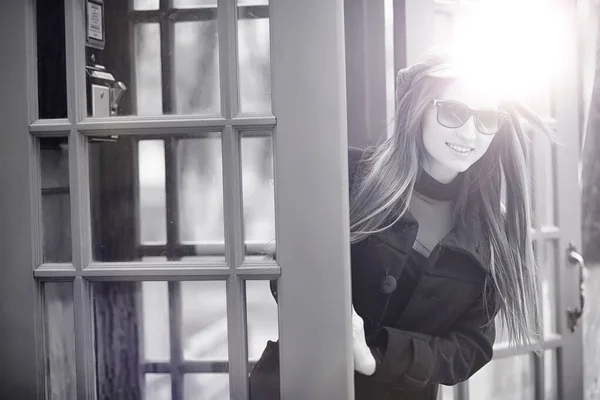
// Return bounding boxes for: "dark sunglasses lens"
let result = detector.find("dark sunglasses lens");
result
[476,111,503,134]
[437,102,469,128]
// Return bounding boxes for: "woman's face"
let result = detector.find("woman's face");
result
[421,79,501,183]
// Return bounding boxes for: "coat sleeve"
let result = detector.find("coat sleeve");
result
[365,290,498,391]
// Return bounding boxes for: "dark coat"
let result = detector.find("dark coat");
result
[249,147,499,400]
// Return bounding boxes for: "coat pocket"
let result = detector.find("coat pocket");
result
[249,340,281,400]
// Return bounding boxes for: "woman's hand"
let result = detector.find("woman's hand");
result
[352,305,376,376]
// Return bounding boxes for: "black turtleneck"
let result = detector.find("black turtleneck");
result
[414,169,463,201]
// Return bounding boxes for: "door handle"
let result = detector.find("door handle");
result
[566,242,586,332]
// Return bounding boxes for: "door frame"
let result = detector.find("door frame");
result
[0,1,40,398]
[271,0,354,398]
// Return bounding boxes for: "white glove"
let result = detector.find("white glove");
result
[352,305,376,376]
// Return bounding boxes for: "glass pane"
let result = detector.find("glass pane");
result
[469,354,535,400]
[145,374,171,400]
[90,135,225,262]
[44,282,76,400]
[383,0,395,139]
[184,373,230,400]
[494,313,538,347]
[494,314,510,345]
[539,240,558,336]
[238,3,271,114]
[523,79,553,120]
[181,281,228,361]
[41,138,72,263]
[178,136,225,248]
[527,144,536,222]
[142,282,170,361]
[93,282,144,399]
[37,0,67,119]
[134,0,159,10]
[134,23,163,115]
[433,11,453,48]
[89,8,220,116]
[241,135,275,258]
[174,0,268,6]
[540,140,557,227]
[174,0,216,8]
[174,20,220,115]
[544,351,558,400]
[246,280,278,362]
[139,140,167,245]
[530,117,557,229]
[94,281,231,398]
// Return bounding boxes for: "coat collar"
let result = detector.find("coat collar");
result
[349,146,490,272]
[437,198,490,271]
[375,197,490,272]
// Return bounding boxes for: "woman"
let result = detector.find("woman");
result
[250,50,548,399]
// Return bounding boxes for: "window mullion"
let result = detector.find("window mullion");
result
[218,0,247,395]
[218,0,240,119]
[65,0,96,399]
[222,125,248,399]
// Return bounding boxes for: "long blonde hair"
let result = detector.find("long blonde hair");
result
[349,72,551,348]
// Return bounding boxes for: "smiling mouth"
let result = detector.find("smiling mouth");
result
[446,142,474,154]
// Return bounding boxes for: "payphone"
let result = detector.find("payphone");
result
[86,64,126,117]
[85,0,127,117]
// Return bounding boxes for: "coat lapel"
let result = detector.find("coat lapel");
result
[385,197,490,273]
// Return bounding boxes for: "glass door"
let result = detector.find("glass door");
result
[0,0,353,399]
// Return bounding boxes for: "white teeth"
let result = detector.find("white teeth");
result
[446,143,472,153]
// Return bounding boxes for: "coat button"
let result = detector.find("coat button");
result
[379,275,397,294]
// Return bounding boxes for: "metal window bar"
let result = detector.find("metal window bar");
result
[130,6,268,24]
[152,1,185,396]
[137,240,274,258]
[168,281,185,400]
[164,136,187,398]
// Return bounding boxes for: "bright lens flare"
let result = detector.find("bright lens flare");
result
[449,0,570,100]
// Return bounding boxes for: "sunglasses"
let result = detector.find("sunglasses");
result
[432,99,508,135]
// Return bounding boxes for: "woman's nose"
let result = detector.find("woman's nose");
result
[455,119,478,141]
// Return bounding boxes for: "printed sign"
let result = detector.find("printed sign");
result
[87,1,103,41]
[86,0,105,50]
